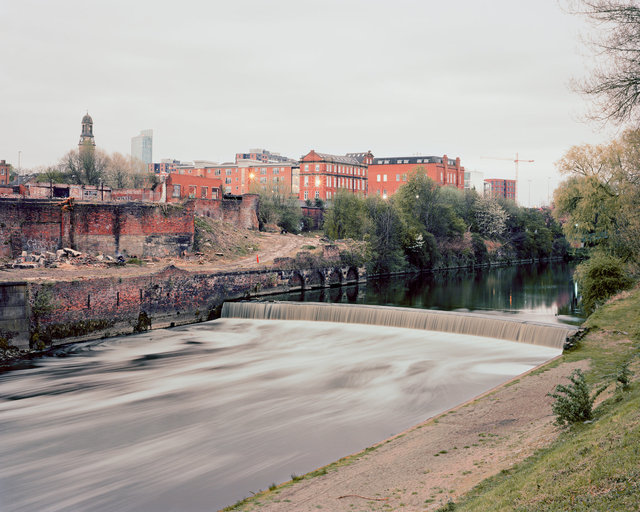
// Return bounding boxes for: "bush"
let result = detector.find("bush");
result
[575,254,633,315]
[548,369,599,426]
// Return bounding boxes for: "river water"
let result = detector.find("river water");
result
[0,263,578,512]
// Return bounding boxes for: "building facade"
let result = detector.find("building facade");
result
[165,174,223,202]
[0,160,9,186]
[464,170,484,192]
[367,155,464,198]
[298,150,369,202]
[131,129,153,165]
[484,178,516,201]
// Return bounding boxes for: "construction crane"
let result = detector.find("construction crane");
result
[480,153,534,204]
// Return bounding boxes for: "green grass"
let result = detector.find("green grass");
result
[451,285,640,511]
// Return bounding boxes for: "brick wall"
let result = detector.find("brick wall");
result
[194,194,259,230]
[0,198,194,258]
[23,263,365,348]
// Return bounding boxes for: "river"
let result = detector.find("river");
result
[0,262,580,512]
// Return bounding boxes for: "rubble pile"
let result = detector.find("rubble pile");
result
[7,248,120,269]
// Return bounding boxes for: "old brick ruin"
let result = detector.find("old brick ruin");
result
[0,264,365,349]
[0,195,259,259]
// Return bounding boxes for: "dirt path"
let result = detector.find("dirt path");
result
[249,359,588,512]
[0,232,317,283]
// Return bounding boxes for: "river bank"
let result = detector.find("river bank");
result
[223,285,639,512]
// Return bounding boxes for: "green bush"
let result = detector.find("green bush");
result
[548,369,599,426]
[575,254,633,315]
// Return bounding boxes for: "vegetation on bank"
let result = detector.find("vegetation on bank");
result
[450,284,640,511]
[321,174,568,274]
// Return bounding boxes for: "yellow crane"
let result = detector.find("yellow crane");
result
[480,153,534,204]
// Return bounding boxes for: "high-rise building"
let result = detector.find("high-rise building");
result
[131,129,153,165]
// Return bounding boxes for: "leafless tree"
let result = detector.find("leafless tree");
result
[570,0,640,125]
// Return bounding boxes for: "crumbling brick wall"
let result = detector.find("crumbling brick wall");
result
[0,198,194,258]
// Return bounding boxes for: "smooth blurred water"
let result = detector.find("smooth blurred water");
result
[0,319,561,512]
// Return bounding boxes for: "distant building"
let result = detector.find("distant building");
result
[78,112,96,155]
[0,160,10,186]
[131,129,153,165]
[484,178,516,201]
[235,148,296,165]
[149,159,181,177]
[367,155,464,198]
[464,170,484,192]
[298,150,369,202]
[165,174,223,202]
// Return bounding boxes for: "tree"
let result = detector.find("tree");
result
[554,129,640,262]
[473,197,508,239]
[323,191,369,240]
[365,196,405,274]
[60,148,108,186]
[569,0,640,124]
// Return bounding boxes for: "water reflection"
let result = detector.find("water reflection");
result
[272,262,582,325]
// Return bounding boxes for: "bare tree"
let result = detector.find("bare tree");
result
[570,0,640,125]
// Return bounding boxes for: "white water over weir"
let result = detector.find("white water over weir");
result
[222,301,578,350]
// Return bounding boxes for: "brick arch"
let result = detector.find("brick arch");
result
[328,267,343,286]
[289,271,304,289]
[306,270,325,288]
[346,267,358,283]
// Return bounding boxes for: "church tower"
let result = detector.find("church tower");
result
[78,112,96,154]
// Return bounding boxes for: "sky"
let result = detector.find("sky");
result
[0,0,618,206]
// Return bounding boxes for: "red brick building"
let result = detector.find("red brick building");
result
[484,178,516,201]
[165,174,223,202]
[0,160,10,186]
[367,155,464,198]
[298,150,370,202]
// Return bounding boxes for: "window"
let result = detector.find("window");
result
[225,177,232,184]
[304,176,309,186]
[214,169,221,176]
[305,164,309,171]
[260,177,267,184]
[402,174,407,181]
[226,169,232,175]
[377,175,381,182]
[304,190,309,200]
[260,168,267,175]
[273,176,279,183]
[273,168,279,174]
[315,164,320,171]
[383,174,388,182]
[201,186,208,199]
[225,186,231,193]
[396,174,400,182]
[172,184,181,197]
[315,190,320,199]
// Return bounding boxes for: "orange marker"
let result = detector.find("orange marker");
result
[257,255,259,263]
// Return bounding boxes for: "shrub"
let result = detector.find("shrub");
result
[615,362,633,392]
[548,369,601,426]
[575,254,633,315]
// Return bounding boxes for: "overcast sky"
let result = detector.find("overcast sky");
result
[0,0,616,205]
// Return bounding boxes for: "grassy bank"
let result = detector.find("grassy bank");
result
[452,285,640,511]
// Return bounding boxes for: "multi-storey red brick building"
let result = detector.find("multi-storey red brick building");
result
[0,160,10,186]
[298,150,370,202]
[484,178,516,201]
[367,155,464,198]
[165,174,223,202]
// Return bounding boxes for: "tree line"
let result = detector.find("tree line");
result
[322,171,568,274]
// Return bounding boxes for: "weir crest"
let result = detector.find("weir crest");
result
[221,301,578,350]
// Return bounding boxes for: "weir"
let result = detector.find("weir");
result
[221,301,578,350]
